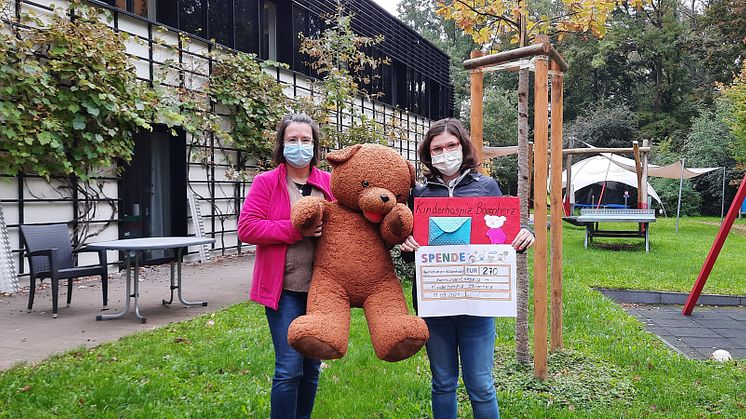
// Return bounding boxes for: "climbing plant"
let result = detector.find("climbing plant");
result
[296,5,406,151]
[209,48,289,170]
[0,0,154,180]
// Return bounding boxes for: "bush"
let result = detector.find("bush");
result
[650,177,702,216]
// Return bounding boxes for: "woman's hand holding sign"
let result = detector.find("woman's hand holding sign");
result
[400,235,420,252]
[512,228,535,251]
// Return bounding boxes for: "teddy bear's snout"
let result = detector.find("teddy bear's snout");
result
[358,187,397,216]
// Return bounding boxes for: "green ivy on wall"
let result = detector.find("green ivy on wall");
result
[209,49,288,170]
[0,0,291,180]
[0,1,154,180]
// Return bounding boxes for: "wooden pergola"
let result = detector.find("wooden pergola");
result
[464,36,566,380]
[465,38,655,380]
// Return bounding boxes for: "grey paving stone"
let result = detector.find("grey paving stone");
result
[719,309,746,321]
[646,318,699,328]
[697,295,744,306]
[729,349,746,359]
[681,336,733,349]
[659,293,689,305]
[729,337,746,348]
[712,328,745,338]
[684,348,710,360]
[644,326,672,336]
[694,319,744,329]
[688,311,728,321]
[665,327,721,338]
[657,338,703,359]
[608,290,660,304]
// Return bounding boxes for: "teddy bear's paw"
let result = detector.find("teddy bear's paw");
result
[383,337,427,362]
[291,336,345,360]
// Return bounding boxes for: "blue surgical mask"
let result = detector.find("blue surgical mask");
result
[284,143,314,168]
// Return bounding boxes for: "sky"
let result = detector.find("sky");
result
[372,0,400,16]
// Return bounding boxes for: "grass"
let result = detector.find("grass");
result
[1,217,746,417]
[564,216,746,295]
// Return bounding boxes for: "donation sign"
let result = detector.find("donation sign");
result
[415,245,517,317]
[413,197,520,318]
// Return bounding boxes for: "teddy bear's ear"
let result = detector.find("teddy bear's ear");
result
[327,144,363,168]
[407,160,416,188]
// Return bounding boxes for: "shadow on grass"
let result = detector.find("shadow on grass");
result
[590,241,646,251]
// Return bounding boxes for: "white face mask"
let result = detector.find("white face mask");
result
[431,148,463,177]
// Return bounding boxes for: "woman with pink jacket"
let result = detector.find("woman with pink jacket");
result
[237,113,333,419]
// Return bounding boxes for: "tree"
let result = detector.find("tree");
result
[566,102,640,149]
[723,62,746,164]
[295,5,401,153]
[684,102,738,215]
[435,0,650,368]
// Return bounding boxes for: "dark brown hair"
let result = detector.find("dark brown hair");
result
[418,118,479,179]
[272,113,321,167]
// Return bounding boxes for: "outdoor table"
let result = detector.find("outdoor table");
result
[576,208,656,252]
[86,237,215,323]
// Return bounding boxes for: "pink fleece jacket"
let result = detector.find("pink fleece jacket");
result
[237,164,333,310]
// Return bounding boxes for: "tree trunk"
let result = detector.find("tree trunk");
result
[515,65,531,365]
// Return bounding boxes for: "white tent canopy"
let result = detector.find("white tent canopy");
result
[549,153,664,207]
[608,157,719,179]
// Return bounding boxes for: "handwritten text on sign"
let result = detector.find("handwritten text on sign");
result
[415,244,517,318]
[413,196,521,246]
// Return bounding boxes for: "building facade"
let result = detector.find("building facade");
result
[0,0,453,288]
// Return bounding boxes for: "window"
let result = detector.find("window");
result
[235,0,259,54]
[105,0,154,18]
[155,0,177,28]
[393,61,407,109]
[291,6,307,73]
[380,60,392,105]
[428,79,441,120]
[208,0,233,46]
[180,0,206,38]
[261,0,277,61]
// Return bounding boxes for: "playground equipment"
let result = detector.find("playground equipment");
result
[683,173,746,315]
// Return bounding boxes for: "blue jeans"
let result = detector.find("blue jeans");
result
[265,291,321,419]
[424,316,499,419]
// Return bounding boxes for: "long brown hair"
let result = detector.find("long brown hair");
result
[418,118,479,179]
[271,113,321,167]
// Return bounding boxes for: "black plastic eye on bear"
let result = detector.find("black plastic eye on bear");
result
[361,180,370,188]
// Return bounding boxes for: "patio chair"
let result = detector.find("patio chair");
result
[20,224,108,318]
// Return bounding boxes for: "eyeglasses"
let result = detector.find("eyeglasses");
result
[284,137,313,145]
[430,142,461,156]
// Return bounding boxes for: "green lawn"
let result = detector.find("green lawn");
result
[1,217,745,417]
[565,216,746,295]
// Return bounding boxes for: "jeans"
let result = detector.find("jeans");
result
[265,291,321,419]
[424,316,499,419]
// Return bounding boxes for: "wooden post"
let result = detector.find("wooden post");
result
[528,142,534,212]
[532,36,549,381]
[565,154,572,213]
[470,50,485,172]
[633,141,643,208]
[640,140,649,209]
[549,61,563,352]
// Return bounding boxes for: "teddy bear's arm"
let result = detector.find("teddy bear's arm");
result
[290,196,328,232]
[380,203,413,248]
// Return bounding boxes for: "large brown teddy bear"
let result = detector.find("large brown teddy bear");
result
[287,144,429,362]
